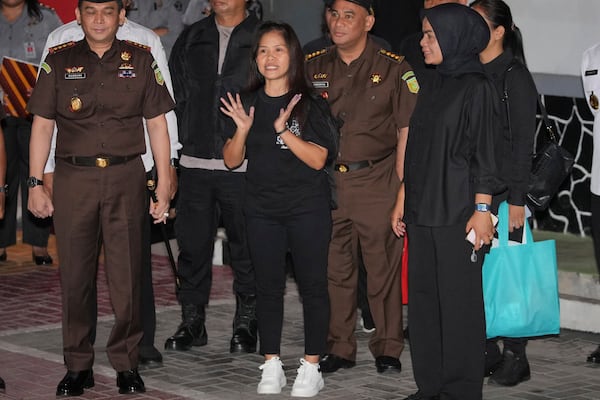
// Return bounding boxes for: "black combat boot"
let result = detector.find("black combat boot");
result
[229,293,257,353]
[487,350,531,386]
[164,304,208,351]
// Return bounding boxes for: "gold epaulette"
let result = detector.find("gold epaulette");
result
[48,41,76,55]
[305,48,328,62]
[125,40,151,52]
[378,49,405,63]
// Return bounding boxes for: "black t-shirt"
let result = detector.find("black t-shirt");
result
[242,89,335,217]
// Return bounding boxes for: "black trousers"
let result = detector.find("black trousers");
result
[175,167,254,305]
[407,223,486,400]
[0,117,51,248]
[246,207,331,356]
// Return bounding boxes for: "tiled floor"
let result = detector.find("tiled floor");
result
[1,233,600,399]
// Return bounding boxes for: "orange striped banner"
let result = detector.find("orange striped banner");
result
[0,57,38,118]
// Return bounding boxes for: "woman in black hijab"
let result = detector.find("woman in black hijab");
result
[395,4,501,400]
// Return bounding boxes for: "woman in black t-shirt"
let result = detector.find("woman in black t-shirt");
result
[221,21,337,398]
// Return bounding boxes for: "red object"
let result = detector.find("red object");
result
[42,0,77,23]
[401,236,408,305]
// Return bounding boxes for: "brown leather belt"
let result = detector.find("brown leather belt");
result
[334,153,391,173]
[60,155,136,168]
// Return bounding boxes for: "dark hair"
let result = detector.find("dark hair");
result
[247,21,312,127]
[470,0,526,65]
[0,0,43,22]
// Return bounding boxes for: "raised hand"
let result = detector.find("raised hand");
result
[220,92,254,133]
[274,93,302,134]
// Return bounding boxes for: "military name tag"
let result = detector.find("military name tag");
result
[585,69,598,76]
[312,81,329,89]
[65,72,86,80]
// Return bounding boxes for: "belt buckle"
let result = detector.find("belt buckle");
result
[95,157,109,168]
[337,164,348,173]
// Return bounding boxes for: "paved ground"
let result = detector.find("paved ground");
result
[1,233,600,400]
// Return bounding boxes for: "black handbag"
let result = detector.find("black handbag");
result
[503,64,574,211]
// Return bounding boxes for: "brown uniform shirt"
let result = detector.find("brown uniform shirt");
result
[28,39,175,158]
[305,38,419,163]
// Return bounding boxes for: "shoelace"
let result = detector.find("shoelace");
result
[259,358,282,373]
[296,358,317,383]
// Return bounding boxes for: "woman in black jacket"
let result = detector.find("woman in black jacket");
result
[471,0,538,387]
[397,4,501,400]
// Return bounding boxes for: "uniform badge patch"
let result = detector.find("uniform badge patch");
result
[402,70,419,94]
[371,73,382,84]
[151,61,164,85]
[591,91,599,110]
[121,51,131,61]
[40,62,52,74]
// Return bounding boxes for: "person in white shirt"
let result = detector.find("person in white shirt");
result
[582,42,600,365]
[40,8,181,367]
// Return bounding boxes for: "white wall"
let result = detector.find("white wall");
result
[506,0,600,77]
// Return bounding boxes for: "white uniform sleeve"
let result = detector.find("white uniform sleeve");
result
[122,21,181,173]
[41,22,85,174]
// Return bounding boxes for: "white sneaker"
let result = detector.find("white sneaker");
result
[257,357,286,394]
[291,358,324,398]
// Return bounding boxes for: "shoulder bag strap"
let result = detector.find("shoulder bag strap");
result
[537,96,558,143]
[504,61,558,145]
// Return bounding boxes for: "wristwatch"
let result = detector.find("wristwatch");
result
[475,203,491,212]
[27,176,43,188]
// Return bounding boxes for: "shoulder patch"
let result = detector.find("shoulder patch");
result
[125,40,151,52]
[305,48,328,62]
[48,41,76,55]
[378,49,405,64]
[151,60,165,86]
[401,70,420,94]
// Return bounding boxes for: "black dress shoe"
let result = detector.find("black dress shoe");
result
[404,391,440,400]
[375,355,402,373]
[319,353,356,373]
[0,251,6,262]
[586,345,600,363]
[0,376,5,392]
[33,253,53,265]
[117,369,145,394]
[138,345,163,367]
[56,369,94,397]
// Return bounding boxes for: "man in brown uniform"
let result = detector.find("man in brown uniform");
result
[305,0,418,373]
[27,0,174,396]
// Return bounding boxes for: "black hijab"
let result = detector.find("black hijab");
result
[422,3,489,77]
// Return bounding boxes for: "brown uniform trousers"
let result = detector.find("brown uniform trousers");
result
[327,154,403,360]
[53,157,146,371]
